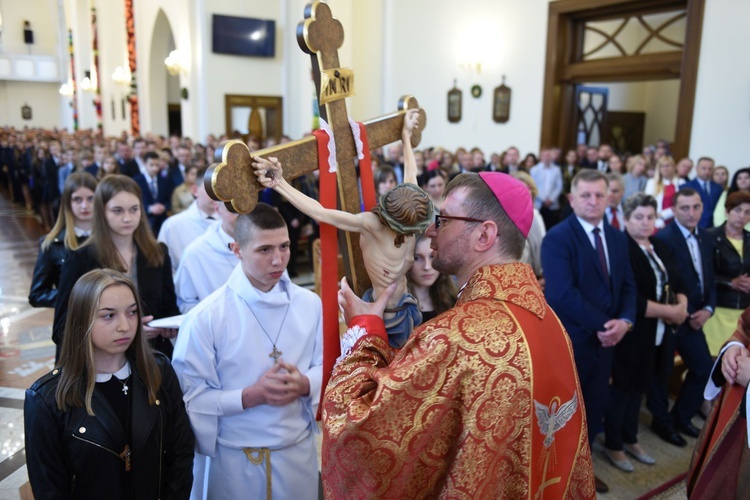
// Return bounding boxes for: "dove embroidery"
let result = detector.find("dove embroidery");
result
[534,392,578,448]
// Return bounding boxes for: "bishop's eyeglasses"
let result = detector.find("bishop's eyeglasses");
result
[434,214,484,229]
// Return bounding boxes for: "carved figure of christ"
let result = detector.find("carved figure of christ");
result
[253,109,428,312]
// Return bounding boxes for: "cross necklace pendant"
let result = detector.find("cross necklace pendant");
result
[245,299,291,364]
[269,345,283,363]
[118,376,129,395]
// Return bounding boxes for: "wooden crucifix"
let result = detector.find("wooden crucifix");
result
[205,0,427,296]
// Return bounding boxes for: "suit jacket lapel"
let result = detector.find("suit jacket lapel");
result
[672,223,701,283]
[571,217,610,286]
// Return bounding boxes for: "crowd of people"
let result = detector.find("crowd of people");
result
[3,121,749,497]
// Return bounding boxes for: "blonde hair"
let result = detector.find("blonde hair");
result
[511,171,538,200]
[55,269,161,415]
[652,156,676,195]
[626,154,647,174]
[42,172,98,251]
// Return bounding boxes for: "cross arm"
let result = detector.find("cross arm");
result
[205,136,320,214]
[361,96,427,151]
[205,95,426,215]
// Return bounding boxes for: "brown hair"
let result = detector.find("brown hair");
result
[55,269,161,415]
[372,184,432,247]
[97,156,120,180]
[443,172,526,260]
[374,166,397,194]
[42,172,98,251]
[571,169,609,192]
[622,193,657,220]
[234,202,287,247]
[407,234,458,314]
[82,175,164,269]
[725,191,750,212]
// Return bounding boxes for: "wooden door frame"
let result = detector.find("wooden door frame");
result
[540,0,705,159]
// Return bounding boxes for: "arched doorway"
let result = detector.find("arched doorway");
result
[149,10,181,136]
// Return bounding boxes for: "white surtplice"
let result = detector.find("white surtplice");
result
[158,202,216,273]
[172,265,323,500]
[174,223,238,313]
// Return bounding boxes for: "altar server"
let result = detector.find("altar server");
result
[174,201,238,313]
[172,203,323,500]
[158,167,217,273]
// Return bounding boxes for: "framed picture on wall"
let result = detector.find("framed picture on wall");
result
[21,104,32,120]
[493,77,511,124]
[447,81,462,123]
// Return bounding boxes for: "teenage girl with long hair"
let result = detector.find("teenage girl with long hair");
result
[53,175,180,360]
[29,172,97,308]
[407,234,458,322]
[25,269,194,498]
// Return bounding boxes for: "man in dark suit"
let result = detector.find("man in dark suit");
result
[115,141,140,177]
[650,187,715,445]
[163,144,190,199]
[542,169,637,494]
[579,146,599,170]
[681,157,722,228]
[133,151,171,234]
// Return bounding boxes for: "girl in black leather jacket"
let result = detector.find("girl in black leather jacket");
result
[24,269,194,499]
[28,172,97,308]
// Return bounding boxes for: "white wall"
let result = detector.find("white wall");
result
[0,81,65,128]
[690,0,750,171]
[134,0,194,138]
[375,0,550,156]
[642,80,679,146]
[0,0,70,129]
[2,0,60,55]
[198,1,284,140]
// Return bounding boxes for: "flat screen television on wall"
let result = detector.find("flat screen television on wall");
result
[212,15,275,58]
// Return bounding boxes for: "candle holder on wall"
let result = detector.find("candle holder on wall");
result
[447,80,462,123]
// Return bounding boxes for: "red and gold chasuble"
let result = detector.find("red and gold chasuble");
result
[322,263,595,499]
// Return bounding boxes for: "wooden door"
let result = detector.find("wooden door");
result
[604,111,645,156]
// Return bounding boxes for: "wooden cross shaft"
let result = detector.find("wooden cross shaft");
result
[205,1,426,295]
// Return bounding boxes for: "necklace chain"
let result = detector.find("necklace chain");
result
[244,298,291,363]
[97,363,130,395]
[116,376,130,395]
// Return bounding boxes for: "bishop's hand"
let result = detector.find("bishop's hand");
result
[338,277,396,325]
[251,156,283,189]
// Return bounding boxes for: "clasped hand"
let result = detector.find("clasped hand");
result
[257,361,310,406]
[664,303,689,326]
[597,319,629,348]
[721,344,750,386]
[731,274,750,294]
